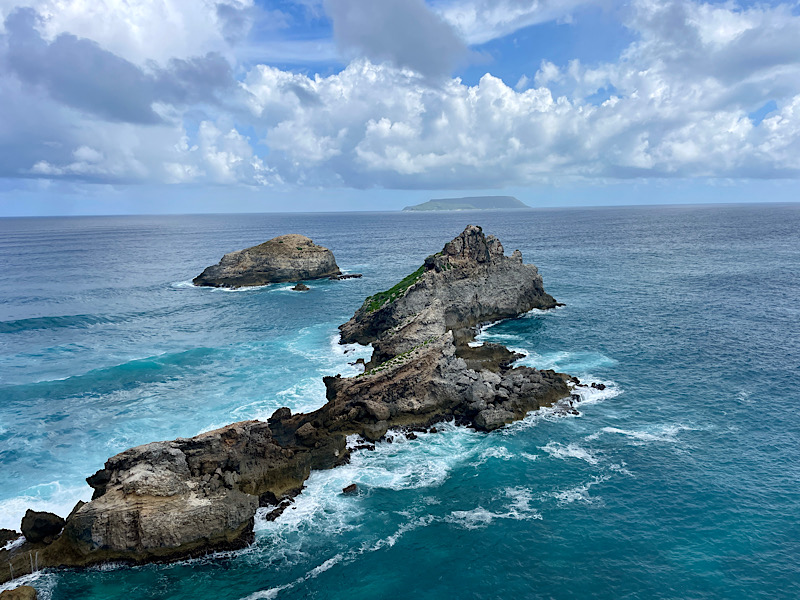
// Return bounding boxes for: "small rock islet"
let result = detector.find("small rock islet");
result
[193,234,341,288]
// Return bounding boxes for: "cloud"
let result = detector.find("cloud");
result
[238,55,800,188]
[2,0,800,190]
[230,0,800,186]
[323,0,467,77]
[0,7,242,183]
[432,0,600,45]
[0,0,255,65]
[1,8,238,124]
[4,8,162,123]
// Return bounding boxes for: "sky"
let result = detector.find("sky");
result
[1,0,799,215]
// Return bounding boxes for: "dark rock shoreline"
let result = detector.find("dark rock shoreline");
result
[1,225,574,586]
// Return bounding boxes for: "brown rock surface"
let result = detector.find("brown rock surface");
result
[0,586,37,599]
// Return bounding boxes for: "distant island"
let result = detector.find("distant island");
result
[403,196,530,211]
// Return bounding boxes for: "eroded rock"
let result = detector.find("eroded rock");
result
[20,510,64,545]
[194,234,340,288]
[0,586,37,600]
[0,529,20,548]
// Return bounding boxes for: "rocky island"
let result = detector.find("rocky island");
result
[1,225,575,585]
[193,234,341,288]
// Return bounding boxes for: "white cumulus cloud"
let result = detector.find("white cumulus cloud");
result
[1,0,800,189]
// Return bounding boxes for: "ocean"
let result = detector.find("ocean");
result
[0,204,798,599]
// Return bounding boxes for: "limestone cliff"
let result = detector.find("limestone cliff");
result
[340,224,557,365]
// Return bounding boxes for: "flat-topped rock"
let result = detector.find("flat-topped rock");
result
[193,234,341,288]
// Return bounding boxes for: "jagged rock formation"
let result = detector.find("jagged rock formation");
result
[193,234,341,288]
[0,530,19,548]
[0,421,348,582]
[0,225,571,584]
[340,224,557,366]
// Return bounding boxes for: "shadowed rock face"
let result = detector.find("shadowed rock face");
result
[0,529,20,547]
[193,234,341,288]
[0,225,572,584]
[20,510,64,544]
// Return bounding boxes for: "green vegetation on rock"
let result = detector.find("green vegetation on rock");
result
[358,336,437,377]
[365,265,425,312]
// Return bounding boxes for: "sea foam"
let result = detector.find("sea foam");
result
[0,483,90,531]
[586,424,698,444]
[541,442,601,465]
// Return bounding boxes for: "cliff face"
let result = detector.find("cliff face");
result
[340,224,557,364]
[1,225,571,584]
[193,234,341,288]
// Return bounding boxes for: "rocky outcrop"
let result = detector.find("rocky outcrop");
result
[0,420,349,582]
[0,530,19,548]
[64,421,347,561]
[340,225,558,366]
[193,234,341,288]
[0,586,37,600]
[1,225,572,584]
[20,511,64,544]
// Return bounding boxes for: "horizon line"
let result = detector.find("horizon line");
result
[1,199,798,219]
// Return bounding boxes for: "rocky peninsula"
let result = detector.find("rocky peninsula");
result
[1,225,573,585]
[193,234,341,288]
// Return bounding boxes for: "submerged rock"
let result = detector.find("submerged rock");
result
[292,283,310,291]
[193,234,340,288]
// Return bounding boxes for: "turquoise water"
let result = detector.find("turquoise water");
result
[1,205,799,599]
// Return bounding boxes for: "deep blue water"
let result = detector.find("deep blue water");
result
[1,205,799,599]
